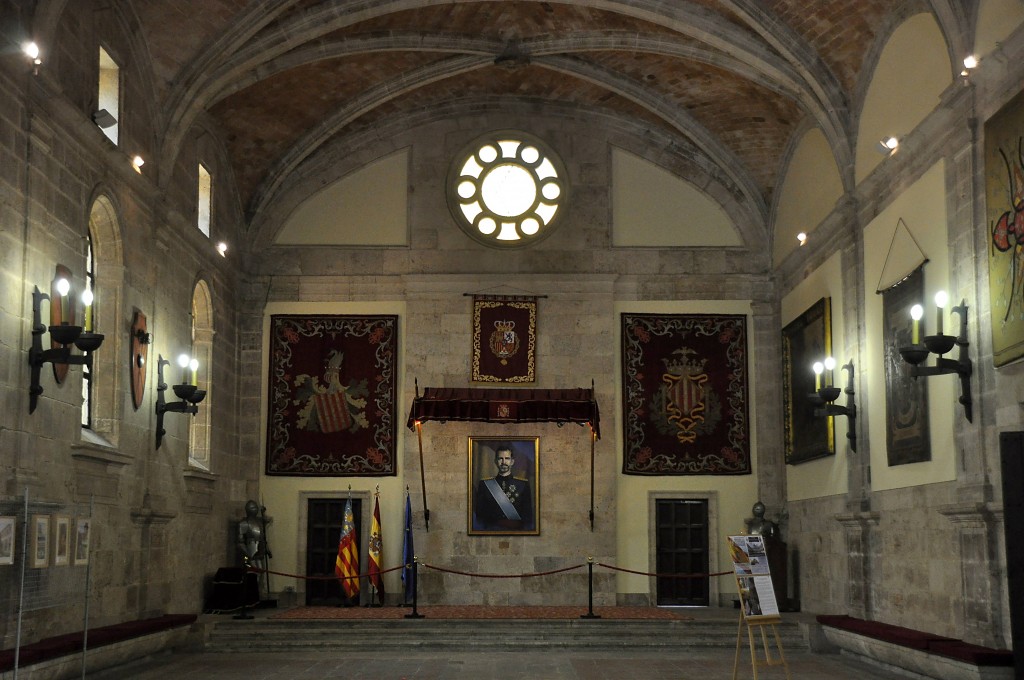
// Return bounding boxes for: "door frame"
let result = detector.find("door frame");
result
[647,490,720,606]
[296,489,372,598]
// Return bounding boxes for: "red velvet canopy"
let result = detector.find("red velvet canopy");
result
[406,387,600,438]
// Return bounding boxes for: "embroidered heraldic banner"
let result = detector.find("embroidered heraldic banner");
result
[266,315,398,476]
[472,296,537,382]
[621,313,750,475]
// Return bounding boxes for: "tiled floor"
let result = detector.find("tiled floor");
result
[93,648,910,679]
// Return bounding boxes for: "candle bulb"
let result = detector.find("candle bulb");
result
[813,361,824,391]
[189,358,199,387]
[910,304,923,344]
[824,356,836,388]
[81,289,93,332]
[935,290,948,336]
[56,278,70,323]
[177,354,190,386]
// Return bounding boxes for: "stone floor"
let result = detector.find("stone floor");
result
[93,647,910,679]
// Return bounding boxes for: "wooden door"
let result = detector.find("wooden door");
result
[1000,432,1024,679]
[305,498,362,606]
[655,498,710,606]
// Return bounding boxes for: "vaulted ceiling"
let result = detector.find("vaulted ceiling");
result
[130,1,968,229]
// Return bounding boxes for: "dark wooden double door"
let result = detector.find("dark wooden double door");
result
[655,498,710,606]
[305,498,362,606]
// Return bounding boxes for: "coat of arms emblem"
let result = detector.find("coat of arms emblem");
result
[489,319,520,365]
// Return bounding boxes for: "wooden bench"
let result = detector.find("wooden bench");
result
[0,614,197,677]
[816,614,1013,680]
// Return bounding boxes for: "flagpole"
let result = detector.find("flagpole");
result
[415,420,430,530]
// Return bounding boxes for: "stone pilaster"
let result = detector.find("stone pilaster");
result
[834,511,879,619]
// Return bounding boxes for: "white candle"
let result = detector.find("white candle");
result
[935,291,948,336]
[910,304,923,344]
[813,361,824,391]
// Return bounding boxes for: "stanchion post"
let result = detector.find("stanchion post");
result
[404,557,425,619]
[580,557,601,619]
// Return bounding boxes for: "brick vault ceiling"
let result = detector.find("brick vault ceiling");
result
[135,0,918,224]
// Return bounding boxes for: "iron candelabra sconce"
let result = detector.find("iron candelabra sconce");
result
[155,354,206,449]
[898,299,973,423]
[28,285,104,413]
[809,359,857,452]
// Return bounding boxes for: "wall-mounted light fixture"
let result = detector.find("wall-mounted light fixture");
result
[876,136,900,155]
[216,242,228,257]
[899,290,973,422]
[155,353,206,449]
[809,357,857,452]
[797,232,807,246]
[28,279,104,413]
[24,42,41,74]
[961,54,978,78]
[132,155,145,173]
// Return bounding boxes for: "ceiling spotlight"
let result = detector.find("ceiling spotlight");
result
[216,242,228,257]
[132,155,145,172]
[877,136,899,155]
[797,232,807,246]
[963,55,978,70]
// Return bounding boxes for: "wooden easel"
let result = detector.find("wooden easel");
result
[732,611,791,680]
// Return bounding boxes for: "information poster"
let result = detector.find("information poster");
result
[728,535,780,619]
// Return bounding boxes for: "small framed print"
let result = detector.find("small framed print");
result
[74,518,91,566]
[54,515,70,566]
[468,436,540,535]
[31,515,50,568]
[0,516,15,566]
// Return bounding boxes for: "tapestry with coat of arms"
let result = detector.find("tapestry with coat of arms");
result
[266,315,398,476]
[621,313,751,475]
[472,296,537,383]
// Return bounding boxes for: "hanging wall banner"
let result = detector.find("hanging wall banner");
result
[621,313,750,475]
[266,315,398,476]
[882,269,931,466]
[471,296,537,383]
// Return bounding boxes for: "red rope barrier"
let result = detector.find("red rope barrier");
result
[246,563,407,581]
[421,562,585,579]
[597,562,733,579]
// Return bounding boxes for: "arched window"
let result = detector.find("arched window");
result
[189,280,214,469]
[81,232,95,428]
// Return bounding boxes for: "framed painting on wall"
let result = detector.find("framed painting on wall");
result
[31,515,49,568]
[782,298,834,464]
[74,518,91,566]
[882,268,931,465]
[0,516,15,566]
[985,88,1024,366]
[54,515,70,566]
[467,437,539,535]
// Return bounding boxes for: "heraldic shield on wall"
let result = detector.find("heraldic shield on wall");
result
[472,296,537,382]
[621,313,750,475]
[266,315,398,476]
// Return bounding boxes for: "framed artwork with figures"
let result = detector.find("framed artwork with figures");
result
[467,437,540,535]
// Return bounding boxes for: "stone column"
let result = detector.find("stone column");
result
[834,511,879,619]
[750,299,785,512]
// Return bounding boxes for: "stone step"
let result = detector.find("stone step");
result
[204,618,808,652]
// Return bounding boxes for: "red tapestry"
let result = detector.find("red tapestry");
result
[471,296,537,383]
[266,315,398,476]
[621,314,750,475]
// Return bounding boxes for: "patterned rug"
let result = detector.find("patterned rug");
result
[271,606,692,620]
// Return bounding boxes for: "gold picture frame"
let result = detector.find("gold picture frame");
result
[467,437,540,535]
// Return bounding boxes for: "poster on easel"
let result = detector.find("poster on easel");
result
[728,535,780,619]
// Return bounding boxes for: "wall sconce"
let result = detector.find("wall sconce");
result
[809,357,857,452]
[132,155,145,173]
[899,291,973,422]
[28,280,104,413]
[155,353,206,449]
[876,136,900,155]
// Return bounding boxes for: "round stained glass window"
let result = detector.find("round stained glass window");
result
[447,130,568,248]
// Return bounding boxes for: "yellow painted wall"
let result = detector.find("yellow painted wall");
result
[773,128,844,265]
[862,161,957,491]
[613,300,757,603]
[976,0,1024,60]
[856,14,951,183]
[781,252,849,501]
[259,301,409,596]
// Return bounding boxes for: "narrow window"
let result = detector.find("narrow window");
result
[97,47,120,145]
[189,281,213,469]
[81,233,95,428]
[197,164,212,237]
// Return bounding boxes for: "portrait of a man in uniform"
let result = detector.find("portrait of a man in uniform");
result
[468,438,539,535]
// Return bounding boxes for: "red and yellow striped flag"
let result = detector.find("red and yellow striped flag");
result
[368,494,385,604]
[335,498,359,600]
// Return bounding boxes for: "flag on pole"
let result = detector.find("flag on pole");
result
[335,497,359,600]
[402,490,415,603]
[368,492,385,604]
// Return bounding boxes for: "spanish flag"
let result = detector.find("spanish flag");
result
[335,498,359,600]
[368,493,385,604]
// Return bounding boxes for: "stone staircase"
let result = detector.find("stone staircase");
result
[203,616,810,653]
